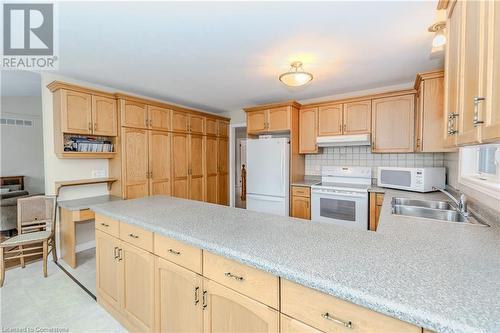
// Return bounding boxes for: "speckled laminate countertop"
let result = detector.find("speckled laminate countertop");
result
[58,195,121,211]
[290,178,321,187]
[91,193,500,333]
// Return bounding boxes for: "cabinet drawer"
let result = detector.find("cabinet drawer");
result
[281,279,420,333]
[73,209,95,222]
[203,251,279,309]
[119,222,153,252]
[291,186,310,198]
[154,234,202,274]
[95,214,119,237]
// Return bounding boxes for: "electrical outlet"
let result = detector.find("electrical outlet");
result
[92,169,106,178]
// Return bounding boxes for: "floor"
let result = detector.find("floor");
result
[58,248,96,295]
[0,258,126,332]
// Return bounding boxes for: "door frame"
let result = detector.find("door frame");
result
[229,122,246,207]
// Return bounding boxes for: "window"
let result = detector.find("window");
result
[460,144,500,198]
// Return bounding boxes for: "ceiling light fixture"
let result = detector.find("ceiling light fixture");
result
[428,21,447,48]
[279,61,313,87]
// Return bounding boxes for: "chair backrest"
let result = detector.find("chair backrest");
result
[17,195,56,235]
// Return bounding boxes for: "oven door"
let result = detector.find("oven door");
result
[311,190,368,230]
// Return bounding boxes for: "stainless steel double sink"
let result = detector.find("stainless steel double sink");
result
[391,197,486,225]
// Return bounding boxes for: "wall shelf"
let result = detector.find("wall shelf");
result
[55,178,118,195]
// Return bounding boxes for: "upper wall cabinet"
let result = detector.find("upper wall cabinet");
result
[299,107,318,154]
[148,105,171,131]
[318,104,343,136]
[121,100,148,129]
[372,94,415,153]
[48,81,118,159]
[245,102,300,134]
[343,100,371,135]
[415,71,455,152]
[444,0,500,145]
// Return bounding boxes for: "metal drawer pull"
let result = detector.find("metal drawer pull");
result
[321,312,353,329]
[117,248,123,261]
[100,223,109,227]
[473,96,485,126]
[114,246,119,259]
[194,286,200,305]
[168,249,181,255]
[225,272,244,281]
[128,233,139,239]
[202,290,208,309]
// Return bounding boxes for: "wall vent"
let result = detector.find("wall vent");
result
[0,118,34,127]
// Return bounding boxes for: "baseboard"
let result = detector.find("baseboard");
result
[75,240,95,253]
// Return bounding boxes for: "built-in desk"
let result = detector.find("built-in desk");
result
[58,195,121,268]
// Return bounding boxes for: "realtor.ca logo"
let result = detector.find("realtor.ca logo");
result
[2,2,58,70]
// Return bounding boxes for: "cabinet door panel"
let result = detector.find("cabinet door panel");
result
[247,111,267,133]
[299,107,318,154]
[291,196,310,220]
[61,90,92,134]
[149,131,171,196]
[217,138,229,205]
[96,230,120,312]
[444,1,462,147]
[458,0,482,145]
[318,104,343,136]
[206,118,218,136]
[343,100,371,134]
[268,107,290,131]
[280,315,322,333]
[217,120,229,137]
[172,133,189,199]
[190,134,205,201]
[148,106,170,131]
[203,279,279,333]
[372,95,415,152]
[482,0,500,142]
[92,95,117,136]
[155,258,203,333]
[172,111,189,132]
[122,128,149,199]
[206,137,218,204]
[121,100,148,129]
[190,115,205,134]
[119,242,155,332]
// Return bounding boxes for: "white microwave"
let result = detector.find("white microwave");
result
[377,167,445,192]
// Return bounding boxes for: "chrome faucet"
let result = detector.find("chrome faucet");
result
[432,187,468,216]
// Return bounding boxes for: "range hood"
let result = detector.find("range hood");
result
[316,134,371,147]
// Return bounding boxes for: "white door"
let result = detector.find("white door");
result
[246,138,289,197]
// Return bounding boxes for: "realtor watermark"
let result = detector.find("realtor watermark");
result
[2,2,58,70]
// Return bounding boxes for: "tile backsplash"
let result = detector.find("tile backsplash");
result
[305,146,445,177]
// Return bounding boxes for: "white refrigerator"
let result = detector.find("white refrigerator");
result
[246,138,289,216]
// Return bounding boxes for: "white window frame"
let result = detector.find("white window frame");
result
[459,145,500,199]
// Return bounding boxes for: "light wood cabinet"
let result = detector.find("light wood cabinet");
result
[119,241,155,332]
[189,114,205,134]
[148,131,171,196]
[246,107,291,134]
[60,90,93,134]
[299,107,318,154]
[122,127,149,199]
[92,95,117,136]
[372,94,415,152]
[121,100,148,129]
[415,71,454,152]
[290,186,311,220]
[443,0,462,147]
[280,314,323,333]
[217,120,229,137]
[172,111,190,133]
[148,106,170,132]
[96,230,121,313]
[343,100,371,135]
[155,257,203,333]
[206,118,218,136]
[205,136,218,204]
[318,104,343,136]
[481,0,500,142]
[172,133,190,199]
[189,134,205,202]
[203,278,279,333]
[217,138,229,206]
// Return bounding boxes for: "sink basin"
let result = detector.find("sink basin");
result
[392,205,469,223]
[392,197,454,210]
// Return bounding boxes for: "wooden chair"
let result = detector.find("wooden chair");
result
[0,195,57,287]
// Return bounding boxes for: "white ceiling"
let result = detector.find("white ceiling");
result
[3,1,443,112]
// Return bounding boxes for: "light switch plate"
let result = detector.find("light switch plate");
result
[92,169,106,178]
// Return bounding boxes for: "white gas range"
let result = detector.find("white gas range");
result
[311,166,371,230]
